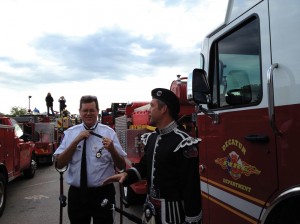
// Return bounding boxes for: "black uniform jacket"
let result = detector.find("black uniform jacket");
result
[124,121,202,223]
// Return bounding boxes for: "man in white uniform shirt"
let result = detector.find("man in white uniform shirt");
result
[54,95,127,224]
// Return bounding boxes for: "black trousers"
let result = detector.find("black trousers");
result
[47,106,54,116]
[68,184,115,224]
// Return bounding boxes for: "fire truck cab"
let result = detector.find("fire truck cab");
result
[0,116,37,217]
[15,115,59,165]
[188,0,300,223]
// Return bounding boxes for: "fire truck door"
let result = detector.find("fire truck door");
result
[0,127,15,178]
[200,3,278,224]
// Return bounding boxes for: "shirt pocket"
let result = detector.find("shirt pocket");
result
[70,143,83,165]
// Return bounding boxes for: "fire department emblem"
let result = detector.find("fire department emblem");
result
[215,151,261,180]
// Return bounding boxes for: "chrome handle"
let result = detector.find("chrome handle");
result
[267,63,282,135]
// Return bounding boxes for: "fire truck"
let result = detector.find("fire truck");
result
[55,113,76,148]
[0,116,37,217]
[114,101,150,205]
[14,115,59,165]
[187,0,300,223]
[100,102,150,205]
[101,103,127,129]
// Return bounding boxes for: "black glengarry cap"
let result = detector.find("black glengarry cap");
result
[151,88,180,119]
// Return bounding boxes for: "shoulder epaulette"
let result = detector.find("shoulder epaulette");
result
[173,136,201,152]
[141,132,154,145]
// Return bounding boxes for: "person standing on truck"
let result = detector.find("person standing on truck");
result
[58,96,67,116]
[103,88,202,224]
[45,92,55,116]
[54,95,127,224]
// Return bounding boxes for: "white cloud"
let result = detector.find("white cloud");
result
[0,0,228,115]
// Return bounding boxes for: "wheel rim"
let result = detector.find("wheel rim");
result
[31,158,37,173]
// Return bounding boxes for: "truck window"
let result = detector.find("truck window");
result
[209,16,262,108]
[11,118,24,138]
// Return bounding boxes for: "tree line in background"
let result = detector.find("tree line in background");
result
[0,106,72,118]
[0,106,28,116]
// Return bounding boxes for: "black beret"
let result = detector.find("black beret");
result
[151,88,180,118]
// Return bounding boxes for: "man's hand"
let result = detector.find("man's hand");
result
[75,130,91,142]
[101,137,126,170]
[55,130,90,169]
[102,172,128,185]
[102,137,114,151]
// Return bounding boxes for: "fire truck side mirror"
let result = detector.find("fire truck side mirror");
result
[187,68,210,105]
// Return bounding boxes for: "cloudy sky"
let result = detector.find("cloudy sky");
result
[0,0,227,115]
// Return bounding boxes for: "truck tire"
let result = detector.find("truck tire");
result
[47,155,54,166]
[23,154,37,179]
[0,173,7,217]
[265,196,300,224]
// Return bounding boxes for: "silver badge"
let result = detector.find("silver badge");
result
[96,147,104,158]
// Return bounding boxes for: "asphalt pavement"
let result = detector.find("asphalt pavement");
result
[1,164,143,224]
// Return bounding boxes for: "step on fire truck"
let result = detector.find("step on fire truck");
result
[187,0,300,223]
[0,116,37,217]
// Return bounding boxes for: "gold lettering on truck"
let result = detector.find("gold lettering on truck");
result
[223,178,252,193]
[216,139,261,181]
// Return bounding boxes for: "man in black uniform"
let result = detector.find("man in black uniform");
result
[104,88,202,224]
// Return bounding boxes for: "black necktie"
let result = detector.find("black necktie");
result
[80,123,100,203]
[80,138,88,203]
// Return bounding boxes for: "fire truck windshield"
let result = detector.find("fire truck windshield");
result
[11,118,24,138]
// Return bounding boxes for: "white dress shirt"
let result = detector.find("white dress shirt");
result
[54,122,127,187]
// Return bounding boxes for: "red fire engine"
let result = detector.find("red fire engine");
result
[114,101,150,205]
[187,0,300,223]
[14,115,59,165]
[100,101,151,205]
[0,116,37,217]
[101,103,127,129]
